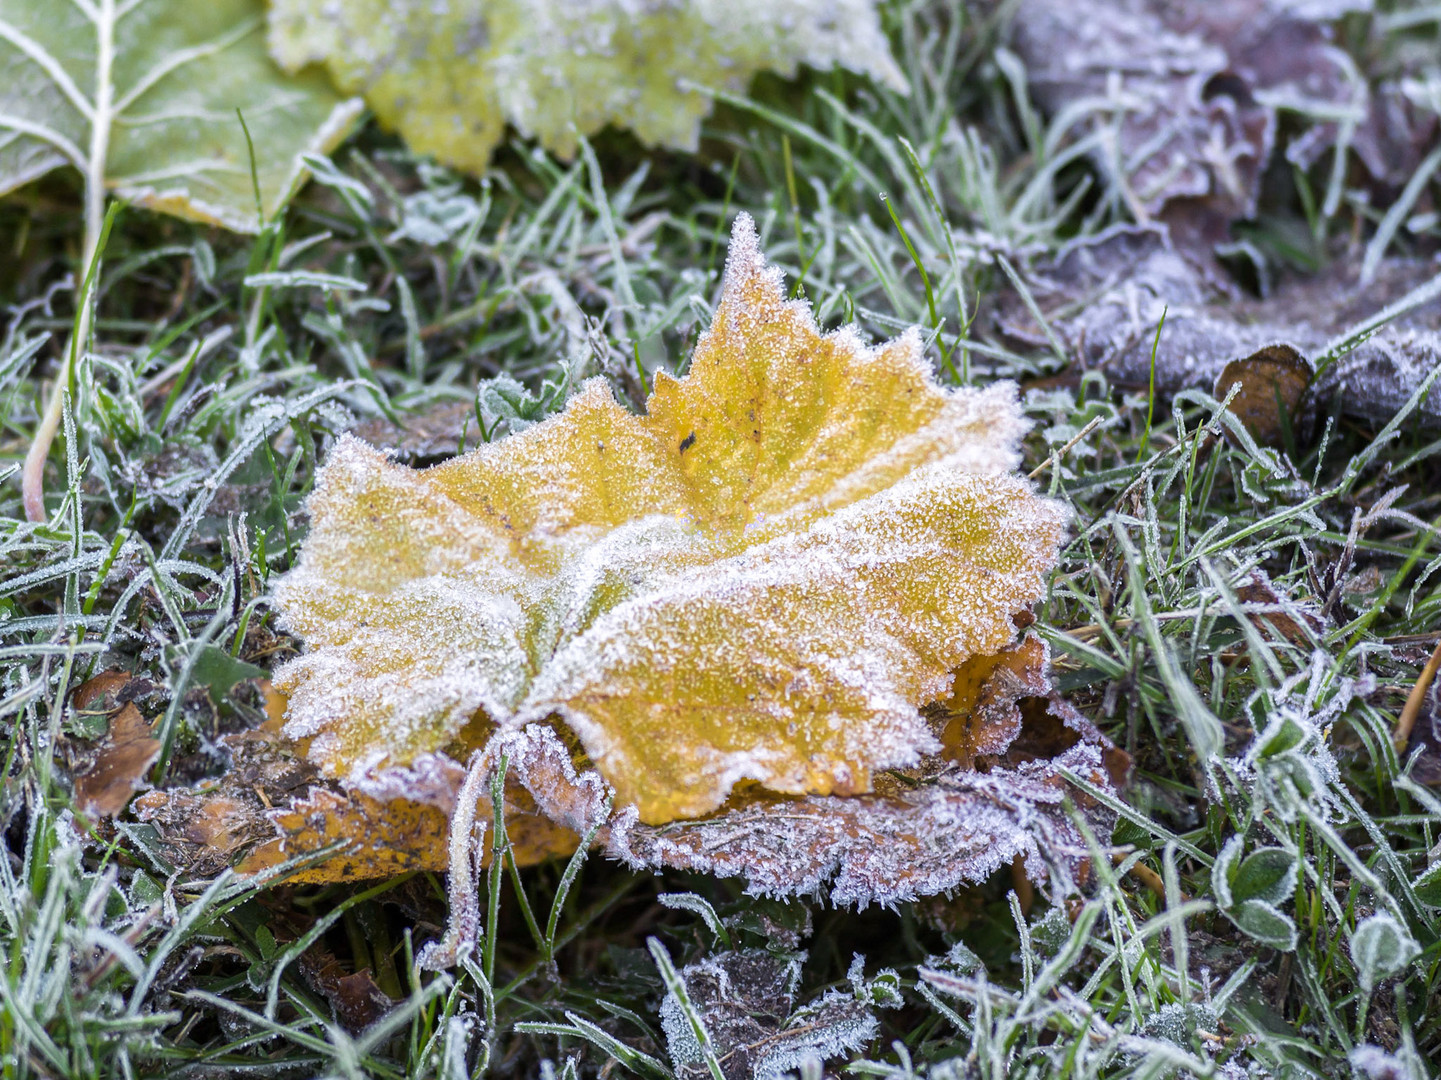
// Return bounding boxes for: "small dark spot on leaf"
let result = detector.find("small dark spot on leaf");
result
[679,431,696,453]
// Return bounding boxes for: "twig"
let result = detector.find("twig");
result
[1029,414,1106,480]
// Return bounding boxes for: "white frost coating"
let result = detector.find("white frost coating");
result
[609,743,1115,908]
[659,949,876,1080]
[1030,225,1441,428]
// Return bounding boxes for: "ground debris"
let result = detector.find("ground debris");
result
[67,671,163,818]
[1000,224,1441,427]
[1001,0,1434,251]
[659,948,877,1080]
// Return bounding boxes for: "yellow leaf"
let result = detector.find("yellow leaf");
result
[274,214,1069,825]
[267,0,903,175]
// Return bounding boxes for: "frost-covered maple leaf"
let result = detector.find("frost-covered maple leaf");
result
[265,0,904,174]
[139,216,1120,902]
[273,212,1069,826]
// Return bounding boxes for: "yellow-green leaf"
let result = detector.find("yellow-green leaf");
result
[274,213,1069,825]
[266,0,904,175]
[0,0,361,232]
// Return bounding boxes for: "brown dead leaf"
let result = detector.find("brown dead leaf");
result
[72,703,162,818]
[1235,570,1326,648]
[1214,344,1313,447]
[72,671,135,713]
[659,948,877,1080]
[297,946,398,1033]
[1003,0,1412,247]
[68,671,164,819]
[135,700,582,883]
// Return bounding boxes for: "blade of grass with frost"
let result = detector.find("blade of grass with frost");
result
[515,1016,670,1079]
[1115,524,1224,766]
[649,937,726,1080]
[997,254,1067,365]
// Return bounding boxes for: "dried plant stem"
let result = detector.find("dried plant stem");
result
[22,0,115,522]
[1115,852,1169,900]
[1028,415,1106,480]
[417,750,489,971]
[1393,638,1441,753]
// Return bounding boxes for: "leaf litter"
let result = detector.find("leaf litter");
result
[137,216,1123,933]
[1002,0,1434,248]
[999,224,1441,428]
[658,947,878,1080]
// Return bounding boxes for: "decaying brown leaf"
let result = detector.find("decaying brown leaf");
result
[1001,0,1429,253]
[69,672,162,818]
[297,945,398,1033]
[136,218,1121,916]
[1002,225,1441,428]
[1214,344,1314,447]
[134,688,581,883]
[659,948,878,1080]
[1234,569,1326,648]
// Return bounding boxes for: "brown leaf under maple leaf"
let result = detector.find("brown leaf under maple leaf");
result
[134,635,1125,910]
[133,688,581,884]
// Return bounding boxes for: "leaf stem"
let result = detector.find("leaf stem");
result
[22,0,114,522]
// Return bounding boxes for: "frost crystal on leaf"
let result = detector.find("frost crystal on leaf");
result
[266,0,904,175]
[659,949,877,1080]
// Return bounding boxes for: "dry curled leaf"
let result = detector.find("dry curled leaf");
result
[1214,344,1313,447]
[137,218,1120,904]
[297,946,398,1033]
[1002,0,1378,247]
[68,672,162,818]
[267,0,903,175]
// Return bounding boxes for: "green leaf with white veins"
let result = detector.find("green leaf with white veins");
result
[6,0,362,523]
[0,0,361,232]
